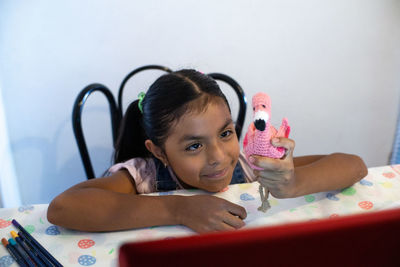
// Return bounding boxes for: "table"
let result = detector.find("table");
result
[1,165,400,267]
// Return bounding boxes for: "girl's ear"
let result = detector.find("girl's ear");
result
[145,140,168,166]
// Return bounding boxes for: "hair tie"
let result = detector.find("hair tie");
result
[138,92,145,113]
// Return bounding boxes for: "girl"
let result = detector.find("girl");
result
[47,69,368,233]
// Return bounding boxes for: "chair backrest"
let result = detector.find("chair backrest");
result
[207,72,246,140]
[72,65,247,179]
[72,84,121,179]
[118,65,173,119]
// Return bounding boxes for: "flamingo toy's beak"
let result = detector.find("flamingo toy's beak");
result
[253,110,269,131]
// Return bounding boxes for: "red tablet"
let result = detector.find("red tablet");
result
[119,208,400,267]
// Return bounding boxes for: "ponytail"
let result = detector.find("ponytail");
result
[114,100,150,163]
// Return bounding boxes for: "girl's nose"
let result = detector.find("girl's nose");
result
[207,142,225,166]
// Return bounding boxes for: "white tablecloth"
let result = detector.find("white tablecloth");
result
[1,165,400,267]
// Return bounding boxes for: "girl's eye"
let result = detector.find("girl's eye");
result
[221,130,233,138]
[185,143,202,151]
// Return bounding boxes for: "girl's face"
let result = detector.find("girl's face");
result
[163,100,240,192]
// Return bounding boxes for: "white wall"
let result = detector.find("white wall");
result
[0,0,399,205]
[0,82,21,208]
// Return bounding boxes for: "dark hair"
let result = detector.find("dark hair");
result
[113,69,231,163]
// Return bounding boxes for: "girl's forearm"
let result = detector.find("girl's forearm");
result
[292,153,368,197]
[47,188,183,232]
[293,155,325,167]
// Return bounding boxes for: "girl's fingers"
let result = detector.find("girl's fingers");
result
[249,138,295,170]
[227,203,247,220]
[255,172,283,182]
[223,215,246,229]
[258,178,282,190]
[258,181,273,189]
[271,137,295,158]
[250,156,284,171]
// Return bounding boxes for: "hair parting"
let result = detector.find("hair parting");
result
[113,69,231,163]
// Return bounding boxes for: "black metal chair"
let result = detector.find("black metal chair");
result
[72,65,247,179]
[208,72,247,140]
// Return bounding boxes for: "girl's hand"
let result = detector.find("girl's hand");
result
[176,195,247,233]
[250,137,297,198]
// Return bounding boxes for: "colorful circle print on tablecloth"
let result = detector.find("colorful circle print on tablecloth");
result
[359,179,373,186]
[326,193,340,201]
[24,225,35,234]
[78,239,95,249]
[18,205,34,212]
[77,255,96,266]
[238,183,252,190]
[240,193,255,201]
[304,195,315,202]
[358,201,373,210]
[0,219,11,229]
[0,255,14,267]
[45,225,60,235]
[382,172,395,179]
[341,187,356,196]
[382,182,393,188]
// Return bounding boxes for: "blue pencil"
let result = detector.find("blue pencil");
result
[11,231,46,267]
[8,238,32,267]
[18,231,53,267]
[12,219,63,267]
[2,238,28,267]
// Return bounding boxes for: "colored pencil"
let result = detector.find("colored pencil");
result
[11,231,46,267]
[7,238,30,267]
[18,231,53,267]
[8,238,35,267]
[2,238,28,267]
[12,219,63,267]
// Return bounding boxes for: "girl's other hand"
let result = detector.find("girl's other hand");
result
[176,195,247,233]
[250,137,297,198]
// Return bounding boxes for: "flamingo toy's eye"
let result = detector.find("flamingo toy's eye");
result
[253,107,255,111]
[262,105,266,108]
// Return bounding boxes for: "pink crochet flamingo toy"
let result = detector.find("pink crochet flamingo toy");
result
[243,92,290,212]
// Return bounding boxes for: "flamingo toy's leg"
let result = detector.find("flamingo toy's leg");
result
[258,184,271,212]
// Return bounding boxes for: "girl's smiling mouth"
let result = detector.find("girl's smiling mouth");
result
[202,168,229,179]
